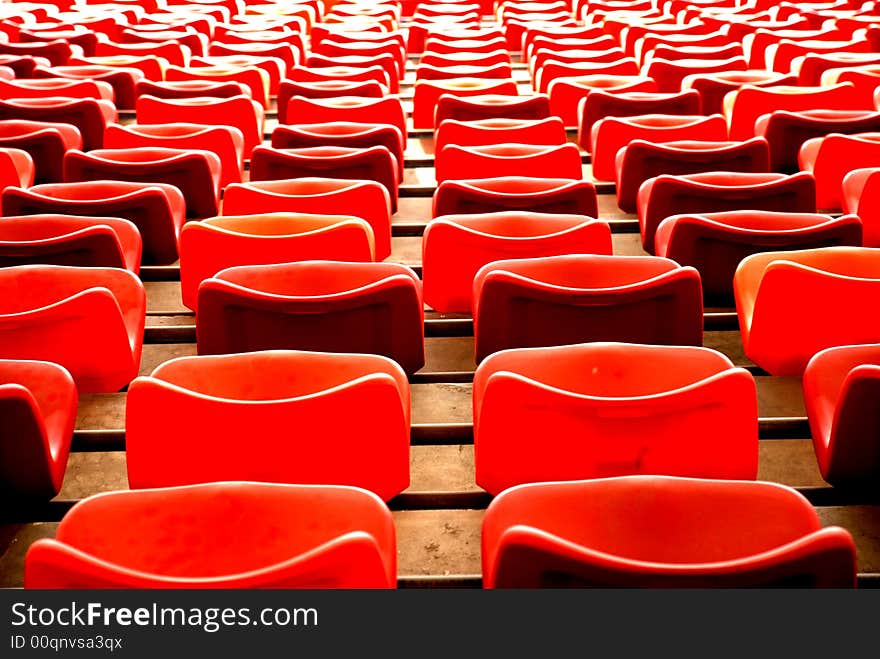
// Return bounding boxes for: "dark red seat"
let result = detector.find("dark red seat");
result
[644,56,749,93]
[0,120,81,184]
[0,77,114,103]
[287,64,390,91]
[0,40,72,67]
[433,176,598,218]
[0,97,116,151]
[799,132,880,211]
[548,75,657,128]
[33,64,143,110]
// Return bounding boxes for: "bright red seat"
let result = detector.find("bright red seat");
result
[804,343,880,486]
[656,211,863,304]
[423,212,612,313]
[0,359,75,499]
[643,43,745,66]
[768,38,872,74]
[305,52,400,93]
[197,261,425,373]
[0,97,116,151]
[287,64,390,91]
[473,254,703,362]
[94,39,189,67]
[0,147,34,190]
[482,475,857,588]
[735,247,880,376]
[0,55,47,78]
[590,114,727,182]
[279,96,406,145]
[821,65,880,106]
[33,64,142,110]
[423,36,507,57]
[644,56,749,93]
[69,55,165,82]
[637,172,817,254]
[0,214,142,272]
[314,39,405,77]
[415,62,513,81]
[222,178,392,260]
[433,176,598,218]
[412,78,518,129]
[794,52,880,87]
[435,143,583,183]
[420,50,511,69]
[548,75,657,128]
[744,27,851,70]
[134,79,249,103]
[800,132,880,211]
[842,167,880,246]
[0,39,71,67]
[3,181,185,265]
[682,70,797,116]
[615,138,771,213]
[0,78,114,103]
[277,79,387,101]
[24,481,397,588]
[118,27,207,59]
[434,117,566,155]
[209,41,299,76]
[165,63,269,107]
[474,343,758,494]
[536,57,640,95]
[434,94,550,125]
[126,350,409,500]
[0,265,144,392]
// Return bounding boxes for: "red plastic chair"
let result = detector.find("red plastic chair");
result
[134,79,249,103]
[0,359,76,499]
[287,64,390,92]
[412,78,518,129]
[821,66,880,106]
[104,122,244,188]
[474,343,758,494]
[644,56,749,93]
[423,212,612,313]
[482,475,857,588]
[136,94,264,157]
[179,213,375,311]
[794,52,880,87]
[768,38,872,74]
[94,39,189,67]
[306,52,400,93]
[800,133,880,211]
[70,54,166,82]
[735,246,880,376]
[33,64,143,110]
[435,143,583,183]
[0,147,34,190]
[656,211,863,304]
[637,172,818,254]
[314,38,405,72]
[279,96,406,144]
[842,167,880,246]
[24,481,397,588]
[165,63,268,107]
[0,97,116,151]
[415,62,513,82]
[222,178,392,261]
[0,214,142,272]
[434,94,550,125]
[277,79,387,101]
[615,138,771,214]
[804,343,880,486]
[126,350,409,499]
[209,41,299,75]
[578,89,702,153]
[420,50,511,69]
[548,75,657,129]
[0,265,144,392]
[682,70,797,116]
[63,147,221,218]
[197,261,425,374]
[433,176,598,218]
[0,78,114,103]
[744,27,851,70]
[118,27,207,58]
[3,181,185,265]
[473,254,703,362]
[643,43,745,66]
[423,36,507,57]
[0,39,71,67]
[590,114,728,182]
[434,117,566,155]
[536,57,640,95]
[0,55,48,78]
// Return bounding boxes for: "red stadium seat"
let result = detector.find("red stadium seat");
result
[286,64,390,91]
[0,39,72,67]
[94,39,189,68]
[420,50,511,68]
[473,254,703,362]
[33,64,142,110]
[134,79,249,102]
[165,63,269,107]
[644,56,748,93]
[70,55,166,82]
[118,27,207,58]
[842,167,880,246]
[416,62,513,81]
[0,97,116,151]
[0,55,47,78]
[0,147,34,189]
[794,52,880,87]
[435,143,583,183]
[549,75,657,129]
[434,93,550,124]
[474,343,758,494]
[197,261,425,374]
[536,57,639,95]
[209,42,299,75]
[799,132,880,211]
[412,78,518,129]
[0,78,114,102]
[482,475,857,588]
[433,176,598,218]
[306,52,400,93]
[434,117,566,155]
[768,38,872,74]
[276,79,387,100]
[279,96,406,144]
[24,481,397,588]
[682,70,797,116]
[735,247,880,376]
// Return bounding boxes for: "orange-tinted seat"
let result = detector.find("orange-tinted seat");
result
[804,343,880,486]
[223,178,391,258]
[435,143,583,183]
[0,39,71,66]
[590,114,728,182]
[126,351,409,500]
[104,122,244,188]
[197,261,425,374]
[656,211,863,304]
[134,79,249,102]
[735,247,880,376]
[644,56,749,93]
[412,78,518,129]
[33,64,143,110]
[433,176,598,218]
[0,97,116,150]
[136,94,264,156]
[434,93,550,125]
[277,79,387,101]
[3,181,185,265]
[682,70,797,115]
[799,132,880,211]
[0,265,144,392]
[423,212,612,313]
[482,475,857,588]
[165,63,269,107]
[0,214,142,272]
[615,138,771,213]
[0,77,114,103]
[637,172,817,254]
[473,254,703,362]
[548,75,657,128]
[64,147,221,218]
[474,343,758,494]
[0,147,34,190]
[0,359,75,499]
[842,167,880,246]
[24,481,397,588]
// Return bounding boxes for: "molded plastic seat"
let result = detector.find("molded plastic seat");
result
[126,351,409,500]
[197,261,425,374]
[804,343,880,486]
[434,94,550,125]
[638,172,817,254]
[179,213,375,311]
[119,28,207,59]
[33,65,143,110]
[209,42,299,75]
[656,211,863,305]
[0,214,142,272]
[799,133,880,211]
[420,50,510,69]
[615,138,771,213]
[473,254,703,362]
[134,79,249,102]
[0,40,72,67]
[547,75,657,128]
[415,62,513,81]
[304,52,400,93]
[644,56,748,93]
[0,55,46,78]
[0,78,114,102]
[0,97,116,150]
[434,176,598,218]
[795,52,880,87]
[435,143,583,183]
[3,181,185,265]
[536,57,640,95]
[0,265,144,392]
[423,212,612,313]
[412,78,518,129]
[279,96,406,144]
[24,481,397,588]
[842,167,880,246]
[474,343,758,494]
[70,55,165,82]
[165,63,269,108]
[482,475,857,588]
[769,38,872,74]
[94,39,189,67]
[0,147,34,189]
[286,64,390,92]
[434,117,566,155]
[222,178,392,260]
[735,247,880,376]
[0,359,76,499]
[277,80,387,101]
[590,114,728,182]
[682,70,797,116]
